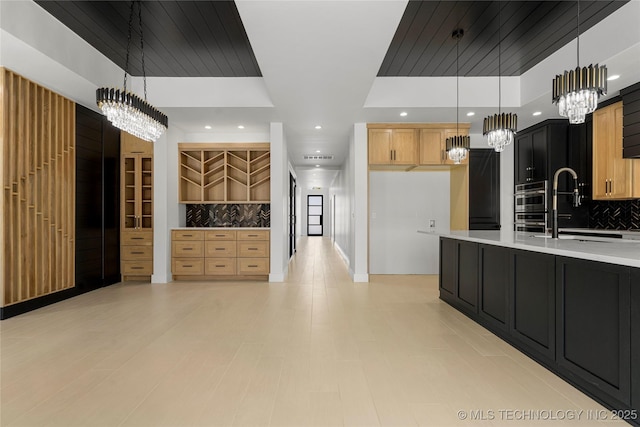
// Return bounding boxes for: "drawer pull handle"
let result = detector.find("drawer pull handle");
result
[183,247,193,250]
[183,265,193,268]
[248,265,258,268]
[215,265,225,268]
[215,248,224,251]
[183,234,192,237]
[248,234,258,237]
[131,267,143,270]
[132,237,143,240]
[248,248,258,250]
[216,235,225,237]
[131,251,144,254]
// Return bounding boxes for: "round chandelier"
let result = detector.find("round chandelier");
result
[96,1,168,142]
[552,0,606,124]
[445,28,470,165]
[483,2,517,152]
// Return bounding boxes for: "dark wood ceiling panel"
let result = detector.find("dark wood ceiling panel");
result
[378,1,628,77]
[35,1,262,78]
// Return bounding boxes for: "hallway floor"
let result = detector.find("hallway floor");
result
[1,237,619,426]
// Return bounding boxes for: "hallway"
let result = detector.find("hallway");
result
[1,237,617,426]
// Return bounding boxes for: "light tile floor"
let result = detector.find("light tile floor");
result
[0,237,623,426]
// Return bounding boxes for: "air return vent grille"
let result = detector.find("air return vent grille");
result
[303,155,334,160]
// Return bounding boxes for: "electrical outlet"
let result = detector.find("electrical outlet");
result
[429,219,436,228]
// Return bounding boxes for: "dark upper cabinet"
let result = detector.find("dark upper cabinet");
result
[514,119,590,229]
[514,120,569,185]
[622,82,640,158]
[469,149,500,230]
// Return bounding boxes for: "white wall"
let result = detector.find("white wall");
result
[369,171,450,274]
[300,188,331,237]
[329,123,368,282]
[269,123,288,282]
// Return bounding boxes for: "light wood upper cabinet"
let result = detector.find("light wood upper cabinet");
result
[368,129,418,165]
[419,129,443,165]
[592,102,640,200]
[178,143,270,204]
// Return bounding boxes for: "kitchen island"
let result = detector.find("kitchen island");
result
[420,230,640,425]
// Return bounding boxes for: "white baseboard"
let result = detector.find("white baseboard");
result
[334,243,350,267]
[352,273,369,282]
[151,273,168,284]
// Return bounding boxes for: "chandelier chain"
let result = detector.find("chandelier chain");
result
[576,0,580,68]
[138,1,148,101]
[123,0,136,91]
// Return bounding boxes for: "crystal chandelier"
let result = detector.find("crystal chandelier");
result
[445,28,470,165]
[483,1,517,152]
[96,1,168,142]
[552,0,606,124]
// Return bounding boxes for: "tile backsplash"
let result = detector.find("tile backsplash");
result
[186,204,270,228]
[589,199,640,229]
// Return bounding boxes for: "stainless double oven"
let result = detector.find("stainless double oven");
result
[514,181,548,233]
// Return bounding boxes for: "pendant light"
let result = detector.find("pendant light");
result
[552,0,606,124]
[96,0,168,142]
[446,28,470,165]
[483,1,517,152]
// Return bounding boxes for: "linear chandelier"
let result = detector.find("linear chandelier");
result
[446,28,470,165]
[483,1,517,153]
[552,0,606,124]
[96,0,168,142]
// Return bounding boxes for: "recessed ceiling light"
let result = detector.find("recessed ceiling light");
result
[607,74,620,81]
[400,112,408,117]
[466,112,475,117]
[204,125,212,129]
[315,125,322,129]
[237,125,245,129]
[315,165,320,167]
[316,150,321,153]
[533,111,542,116]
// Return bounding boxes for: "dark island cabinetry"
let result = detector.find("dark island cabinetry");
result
[439,238,478,315]
[478,244,509,332]
[556,257,631,406]
[511,250,556,362]
[439,237,640,424]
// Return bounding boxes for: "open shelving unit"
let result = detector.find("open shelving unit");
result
[178,143,270,203]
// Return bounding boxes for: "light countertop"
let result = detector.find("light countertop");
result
[418,229,640,268]
[172,227,270,230]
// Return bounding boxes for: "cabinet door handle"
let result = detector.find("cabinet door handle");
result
[610,180,614,195]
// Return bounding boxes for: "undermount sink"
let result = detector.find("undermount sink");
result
[531,234,637,243]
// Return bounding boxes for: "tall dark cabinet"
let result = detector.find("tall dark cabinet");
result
[76,105,121,290]
[469,149,500,230]
[514,119,590,230]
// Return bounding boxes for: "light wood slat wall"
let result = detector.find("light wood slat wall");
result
[1,68,75,307]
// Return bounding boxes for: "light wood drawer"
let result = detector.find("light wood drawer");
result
[205,230,237,241]
[172,230,205,241]
[205,241,236,257]
[172,241,204,257]
[204,258,236,275]
[237,230,269,241]
[237,241,269,258]
[172,258,204,275]
[122,245,153,260]
[237,258,269,275]
[122,230,153,246]
[122,261,152,275]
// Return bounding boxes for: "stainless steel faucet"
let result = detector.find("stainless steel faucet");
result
[552,167,581,239]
